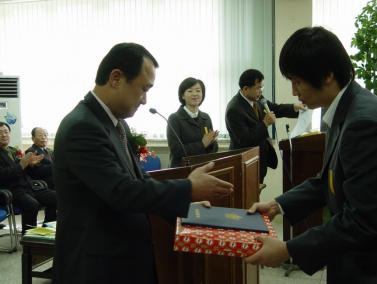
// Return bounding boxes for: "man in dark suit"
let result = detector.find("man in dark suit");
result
[52,43,233,284]
[0,122,56,235]
[25,127,54,190]
[246,27,377,283]
[225,69,305,183]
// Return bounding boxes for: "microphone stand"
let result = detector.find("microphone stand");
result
[279,124,300,276]
[150,108,190,166]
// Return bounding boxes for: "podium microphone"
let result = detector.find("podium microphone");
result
[149,108,190,166]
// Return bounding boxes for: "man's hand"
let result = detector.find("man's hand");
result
[192,200,211,208]
[188,162,233,201]
[244,236,290,267]
[28,151,43,167]
[263,112,276,127]
[247,199,281,221]
[294,102,307,111]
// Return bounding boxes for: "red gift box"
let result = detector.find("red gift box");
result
[174,213,277,257]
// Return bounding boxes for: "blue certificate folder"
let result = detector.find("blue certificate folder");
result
[181,204,269,233]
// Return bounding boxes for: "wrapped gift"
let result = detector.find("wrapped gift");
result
[174,213,277,258]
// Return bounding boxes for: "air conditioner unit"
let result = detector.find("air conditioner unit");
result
[0,76,22,149]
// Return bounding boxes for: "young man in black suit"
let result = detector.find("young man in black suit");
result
[246,26,377,283]
[0,122,56,235]
[225,69,305,183]
[25,127,54,190]
[52,43,233,284]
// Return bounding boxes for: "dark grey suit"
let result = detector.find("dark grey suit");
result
[167,106,218,168]
[225,94,298,182]
[52,92,192,284]
[25,144,54,190]
[276,82,377,283]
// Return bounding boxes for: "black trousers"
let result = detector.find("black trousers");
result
[13,189,57,235]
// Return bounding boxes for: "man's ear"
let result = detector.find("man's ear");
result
[109,69,123,88]
[325,72,334,84]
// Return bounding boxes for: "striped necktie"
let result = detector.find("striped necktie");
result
[116,119,132,159]
[253,102,259,119]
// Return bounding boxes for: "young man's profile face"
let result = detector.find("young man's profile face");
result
[289,76,326,109]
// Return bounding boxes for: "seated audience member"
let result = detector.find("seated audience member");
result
[167,77,219,167]
[0,122,57,235]
[25,127,54,190]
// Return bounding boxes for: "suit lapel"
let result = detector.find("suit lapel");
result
[177,106,200,127]
[237,94,259,122]
[323,82,357,168]
[0,148,15,164]
[84,92,137,178]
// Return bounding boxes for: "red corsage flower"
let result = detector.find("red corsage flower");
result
[127,128,156,162]
[12,145,23,158]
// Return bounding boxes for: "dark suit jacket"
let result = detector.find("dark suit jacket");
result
[225,93,298,180]
[276,82,377,283]
[0,147,38,199]
[167,106,218,168]
[52,92,192,284]
[25,144,54,190]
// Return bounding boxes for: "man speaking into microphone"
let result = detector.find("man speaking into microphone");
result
[225,69,306,183]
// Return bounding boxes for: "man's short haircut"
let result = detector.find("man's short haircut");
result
[95,42,159,85]
[0,122,11,132]
[279,26,355,90]
[31,127,37,137]
[178,77,206,106]
[238,69,264,89]
[31,127,47,137]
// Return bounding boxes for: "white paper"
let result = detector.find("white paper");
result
[289,109,313,139]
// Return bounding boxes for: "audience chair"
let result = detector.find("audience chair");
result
[0,180,47,243]
[140,155,161,172]
[0,189,18,253]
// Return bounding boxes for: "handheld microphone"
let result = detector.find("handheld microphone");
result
[149,108,190,166]
[259,98,270,113]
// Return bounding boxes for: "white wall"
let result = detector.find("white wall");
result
[259,0,313,223]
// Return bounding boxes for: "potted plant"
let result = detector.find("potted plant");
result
[350,0,377,95]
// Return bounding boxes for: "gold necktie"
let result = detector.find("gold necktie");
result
[253,103,259,119]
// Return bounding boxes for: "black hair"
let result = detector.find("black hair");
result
[238,69,264,89]
[279,26,355,90]
[95,42,159,85]
[31,127,47,137]
[178,77,206,106]
[0,122,11,132]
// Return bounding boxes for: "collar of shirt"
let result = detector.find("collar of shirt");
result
[322,82,350,128]
[183,106,198,118]
[239,90,256,107]
[91,90,118,127]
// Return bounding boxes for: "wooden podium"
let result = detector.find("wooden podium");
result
[279,133,326,248]
[148,147,261,284]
